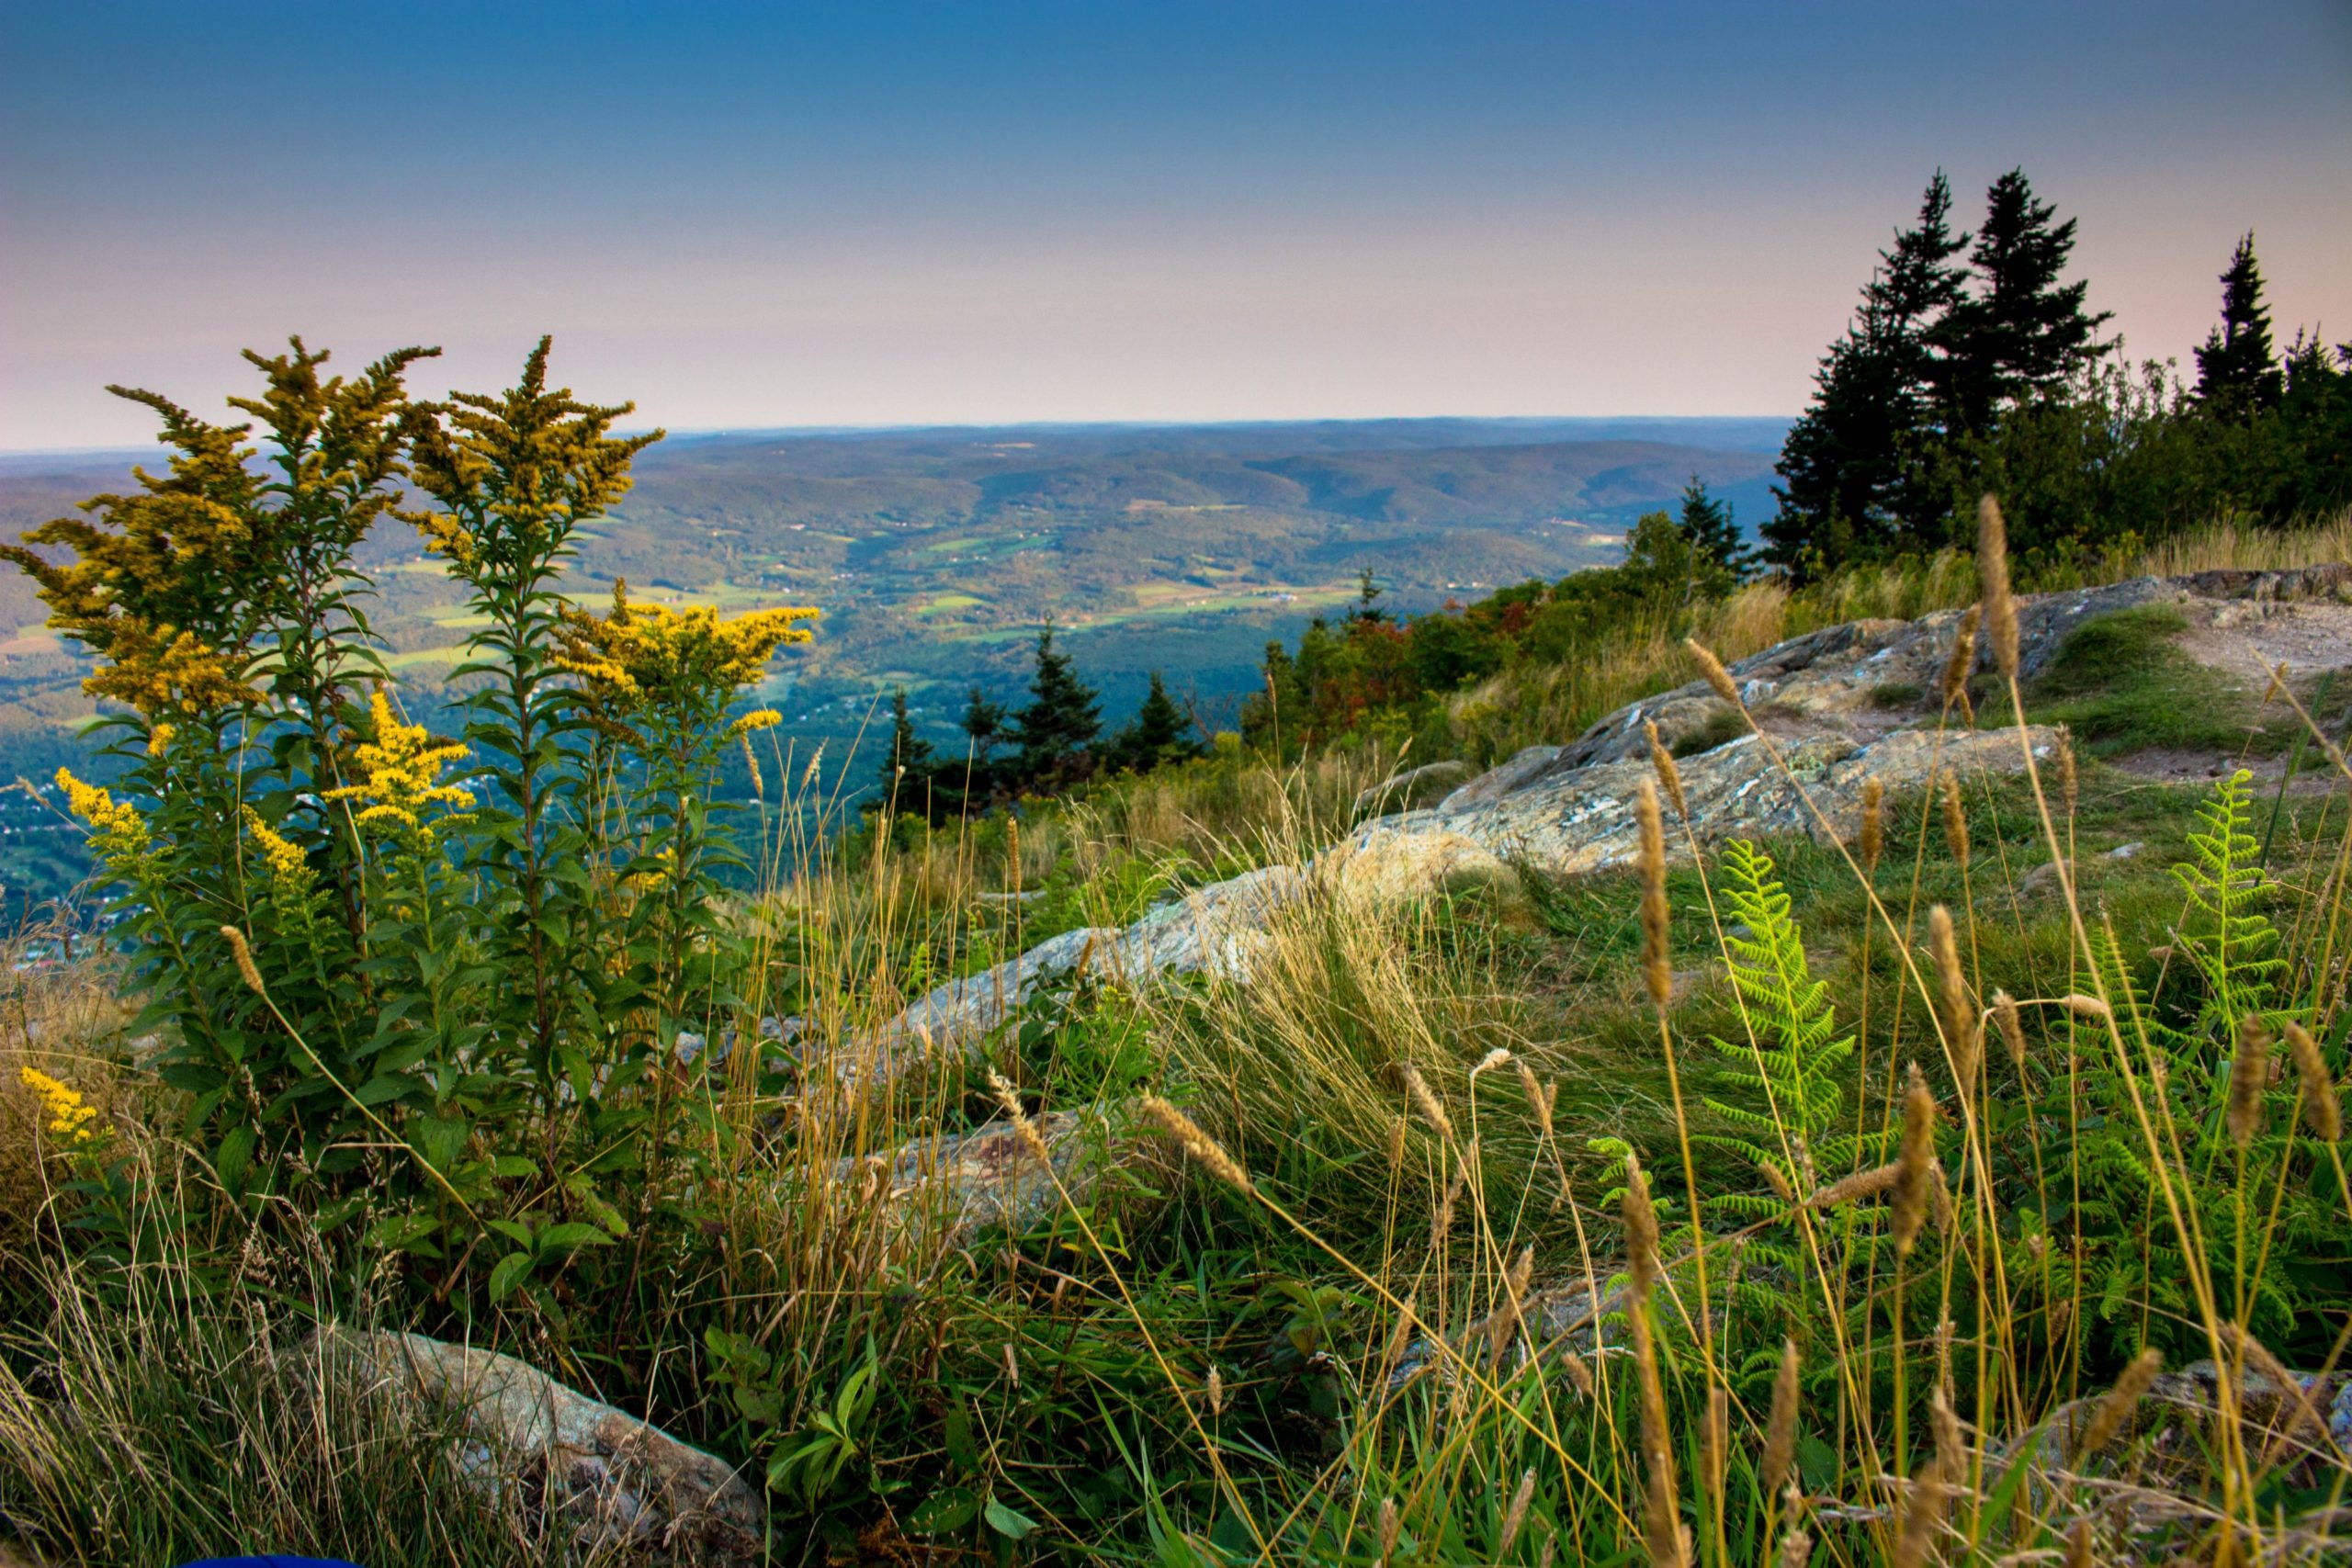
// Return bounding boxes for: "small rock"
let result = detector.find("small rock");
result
[312,1328,764,1560]
[2106,841,2144,861]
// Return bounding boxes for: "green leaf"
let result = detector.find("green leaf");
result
[354,1072,416,1107]
[984,1497,1039,1541]
[535,1222,616,1257]
[488,1250,534,1303]
[907,1486,980,1535]
[214,1124,255,1190]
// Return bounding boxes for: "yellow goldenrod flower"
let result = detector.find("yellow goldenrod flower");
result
[147,722,175,758]
[18,1066,99,1146]
[726,707,784,739]
[322,689,475,842]
[243,807,311,893]
[555,581,816,734]
[413,511,479,570]
[624,843,675,894]
[57,766,152,868]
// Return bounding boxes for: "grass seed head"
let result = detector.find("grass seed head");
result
[1763,1337,1802,1499]
[2284,1021,2339,1142]
[1702,1382,1729,1500]
[1623,1148,1662,1299]
[1939,604,1981,713]
[1860,775,1884,874]
[1637,781,1671,1010]
[1687,637,1740,706]
[1993,989,2028,1074]
[1894,1066,1936,1254]
[2074,1347,2161,1461]
[1939,771,1969,869]
[1810,1159,1902,1210]
[221,926,266,998]
[1499,1468,1536,1556]
[1377,1497,1399,1562]
[2056,731,2078,814]
[1977,494,2018,678]
[1403,1064,1455,1144]
[1928,906,1977,1088]
[1645,718,1688,818]
[2228,1017,2270,1149]
[1139,1094,1252,1194]
[1515,1057,1555,1139]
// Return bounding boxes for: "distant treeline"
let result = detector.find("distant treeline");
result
[876,628,1204,820]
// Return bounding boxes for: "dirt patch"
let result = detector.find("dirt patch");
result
[2174,599,2352,686]
[2105,746,2341,795]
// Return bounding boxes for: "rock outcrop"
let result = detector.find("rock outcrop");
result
[830,1102,1153,1241]
[315,1327,765,1561]
[842,565,2352,1081]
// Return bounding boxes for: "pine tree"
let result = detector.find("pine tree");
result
[880,686,936,806]
[1767,173,1970,571]
[1113,671,1201,773]
[1676,476,1747,580]
[1935,169,2110,434]
[1241,639,1306,752]
[2194,233,2283,418]
[960,684,1006,754]
[1010,625,1101,789]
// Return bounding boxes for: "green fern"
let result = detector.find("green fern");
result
[2169,767,2287,1036]
[1699,840,1864,1219]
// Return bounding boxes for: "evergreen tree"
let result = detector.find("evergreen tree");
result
[1351,568,1386,623]
[1241,639,1306,752]
[879,686,936,807]
[931,683,1007,811]
[1676,475,1748,579]
[1112,671,1202,772]
[1767,173,1970,571]
[959,683,1007,754]
[2194,233,2284,417]
[1935,169,2110,434]
[1010,625,1101,788]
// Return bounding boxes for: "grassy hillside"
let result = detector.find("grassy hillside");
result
[6,501,2350,1563]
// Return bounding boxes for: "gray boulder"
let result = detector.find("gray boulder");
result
[314,1327,764,1560]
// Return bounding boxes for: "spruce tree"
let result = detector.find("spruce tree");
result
[1935,169,2109,434]
[880,686,936,808]
[1010,625,1102,788]
[2194,233,2284,417]
[1767,173,1970,571]
[1676,476,1747,579]
[1113,671,1201,772]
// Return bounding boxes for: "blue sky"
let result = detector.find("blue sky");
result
[3,0,2347,448]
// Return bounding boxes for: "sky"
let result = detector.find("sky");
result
[3,0,2348,451]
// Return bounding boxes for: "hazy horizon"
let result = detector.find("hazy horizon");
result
[0,412,1796,462]
[5,1,2348,449]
